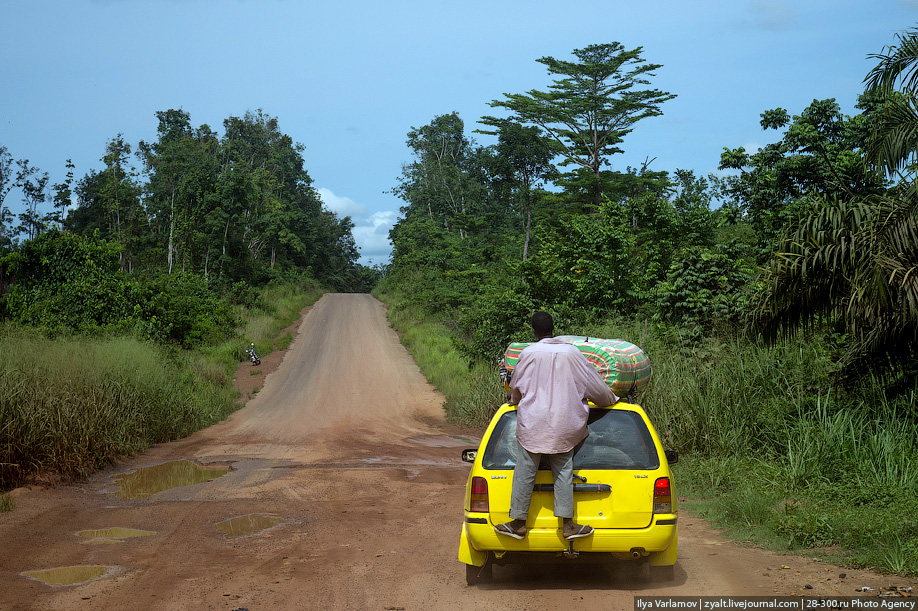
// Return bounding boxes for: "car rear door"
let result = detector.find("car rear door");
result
[481,408,660,529]
[571,408,661,528]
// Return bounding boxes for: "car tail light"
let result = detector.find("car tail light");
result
[653,477,672,514]
[470,476,489,513]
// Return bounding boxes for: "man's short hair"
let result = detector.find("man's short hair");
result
[531,311,554,338]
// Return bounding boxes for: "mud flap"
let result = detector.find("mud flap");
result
[458,523,488,567]
[649,523,678,567]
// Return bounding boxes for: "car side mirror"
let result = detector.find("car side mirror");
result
[665,450,679,465]
[461,449,477,463]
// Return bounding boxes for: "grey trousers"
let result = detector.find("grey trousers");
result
[509,439,575,520]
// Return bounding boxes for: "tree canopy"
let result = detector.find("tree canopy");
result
[485,43,675,208]
[378,37,918,393]
[745,27,918,380]
[2,109,365,292]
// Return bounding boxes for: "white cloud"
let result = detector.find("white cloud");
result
[352,211,397,266]
[318,187,368,218]
[318,187,394,266]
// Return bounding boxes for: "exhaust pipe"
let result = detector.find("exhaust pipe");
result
[630,548,646,559]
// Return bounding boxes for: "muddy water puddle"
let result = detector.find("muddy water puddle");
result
[216,514,285,539]
[78,527,156,543]
[22,565,113,586]
[407,434,480,447]
[109,460,228,499]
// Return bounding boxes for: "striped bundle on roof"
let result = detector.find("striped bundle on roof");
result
[501,336,652,400]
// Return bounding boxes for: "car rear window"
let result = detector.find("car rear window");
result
[481,409,660,470]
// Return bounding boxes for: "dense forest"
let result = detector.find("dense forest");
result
[379,39,916,389]
[0,109,377,345]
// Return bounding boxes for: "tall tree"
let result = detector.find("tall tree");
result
[99,134,143,270]
[14,159,49,241]
[64,109,359,288]
[486,43,675,207]
[217,110,326,279]
[750,30,918,382]
[394,112,485,238]
[719,97,887,260]
[51,159,75,226]
[139,109,218,274]
[0,146,15,249]
[477,119,556,260]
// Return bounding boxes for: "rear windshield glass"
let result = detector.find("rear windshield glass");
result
[481,409,660,470]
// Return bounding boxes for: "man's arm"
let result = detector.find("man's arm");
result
[508,352,527,406]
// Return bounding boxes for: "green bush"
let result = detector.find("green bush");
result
[654,243,755,333]
[226,280,266,310]
[456,289,535,362]
[0,230,238,348]
[1,230,145,333]
[142,272,237,347]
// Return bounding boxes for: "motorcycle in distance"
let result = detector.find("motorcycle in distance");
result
[246,342,261,366]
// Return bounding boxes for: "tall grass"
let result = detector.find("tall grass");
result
[204,279,325,373]
[384,300,505,423]
[634,330,918,574]
[0,280,326,491]
[0,327,237,489]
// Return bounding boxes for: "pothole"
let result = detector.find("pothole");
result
[78,527,156,543]
[215,514,286,539]
[22,565,114,586]
[109,460,228,499]
[407,434,479,447]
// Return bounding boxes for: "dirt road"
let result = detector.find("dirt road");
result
[1,294,914,610]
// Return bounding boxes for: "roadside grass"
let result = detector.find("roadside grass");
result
[0,327,237,489]
[376,296,918,575]
[382,299,505,424]
[0,279,325,492]
[0,494,11,513]
[648,337,918,576]
[204,279,324,375]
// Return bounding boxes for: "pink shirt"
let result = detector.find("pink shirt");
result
[509,337,618,454]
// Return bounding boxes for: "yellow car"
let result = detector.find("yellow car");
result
[458,401,678,585]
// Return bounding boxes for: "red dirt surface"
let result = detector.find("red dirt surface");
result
[1,293,915,610]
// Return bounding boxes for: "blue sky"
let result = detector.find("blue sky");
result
[2,0,917,265]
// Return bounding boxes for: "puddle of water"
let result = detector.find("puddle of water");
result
[110,460,227,499]
[22,565,112,586]
[78,527,156,542]
[216,514,285,539]
[408,435,479,447]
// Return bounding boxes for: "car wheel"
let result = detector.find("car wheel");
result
[649,565,675,582]
[465,560,493,585]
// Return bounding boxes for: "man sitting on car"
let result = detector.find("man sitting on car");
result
[495,311,618,541]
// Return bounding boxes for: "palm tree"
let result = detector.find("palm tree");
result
[864,26,918,182]
[750,28,918,381]
[752,194,917,377]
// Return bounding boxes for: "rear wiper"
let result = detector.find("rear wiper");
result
[573,473,587,483]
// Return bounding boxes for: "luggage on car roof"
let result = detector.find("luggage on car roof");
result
[501,336,652,400]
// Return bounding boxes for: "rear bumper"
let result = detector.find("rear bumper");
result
[461,512,677,556]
